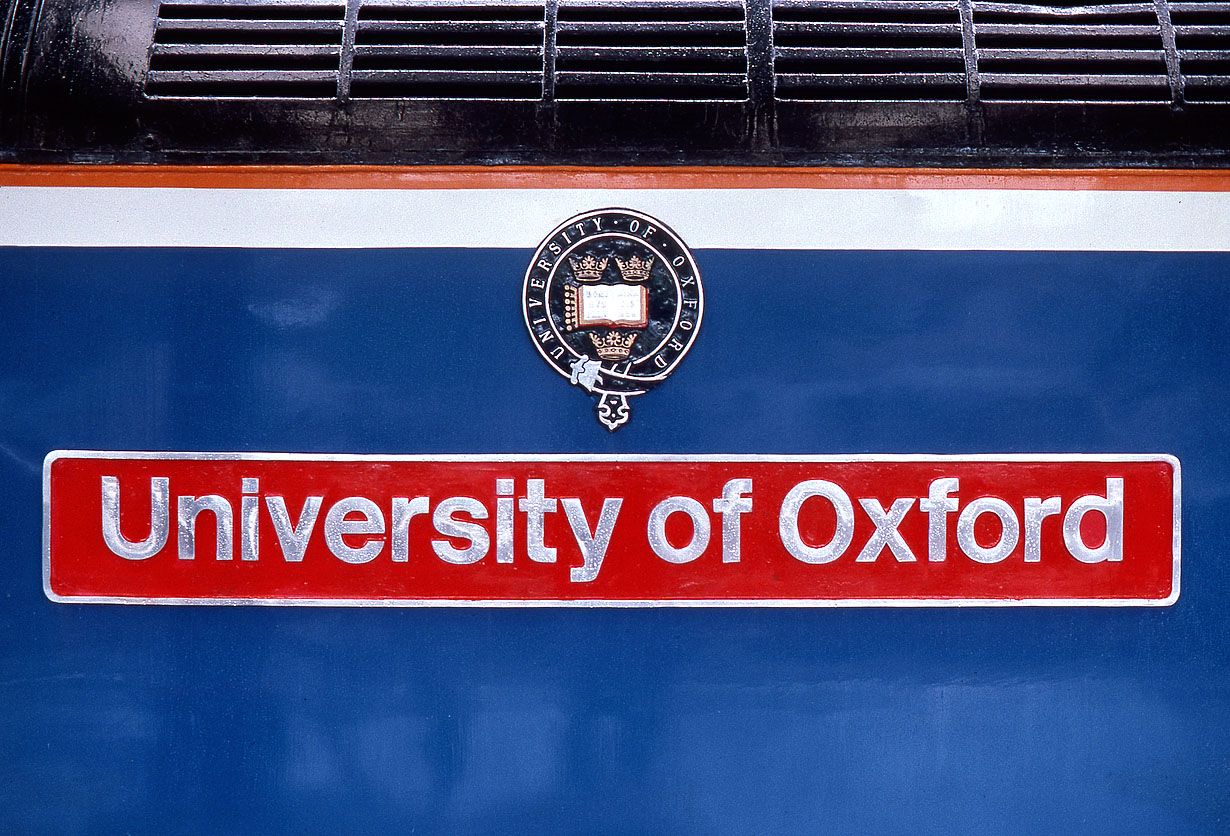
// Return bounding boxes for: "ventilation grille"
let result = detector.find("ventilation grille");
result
[351,1,545,98]
[143,0,1230,105]
[1172,2,1230,102]
[973,2,1171,102]
[148,1,345,98]
[555,1,748,101]
[773,0,966,101]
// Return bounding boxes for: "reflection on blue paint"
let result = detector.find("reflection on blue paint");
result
[0,248,1227,835]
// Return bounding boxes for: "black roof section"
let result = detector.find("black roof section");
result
[1,0,1227,165]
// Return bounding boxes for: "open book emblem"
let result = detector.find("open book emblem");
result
[522,208,704,430]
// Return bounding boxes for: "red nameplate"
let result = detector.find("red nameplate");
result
[43,453,1180,606]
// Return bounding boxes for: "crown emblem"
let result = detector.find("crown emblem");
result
[614,254,653,282]
[588,330,638,361]
[569,255,609,282]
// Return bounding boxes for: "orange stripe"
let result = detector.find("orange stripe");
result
[1,164,1229,191]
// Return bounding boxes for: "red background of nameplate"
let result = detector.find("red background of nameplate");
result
[46,457,1176,602]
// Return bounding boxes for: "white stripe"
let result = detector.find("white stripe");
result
[1,186,1227,250]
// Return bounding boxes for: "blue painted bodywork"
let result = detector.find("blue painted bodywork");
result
[1,247,1227,834]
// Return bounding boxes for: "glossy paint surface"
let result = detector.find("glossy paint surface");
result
[2,247,1228,834]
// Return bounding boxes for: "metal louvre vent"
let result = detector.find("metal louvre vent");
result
[555,0,749,101]
[1172,2,1230,102]
[139,0,1230,107]
[973,2,1171,102]
[147,1,345,98]
[351,1,546,99]
[772,0,966,101]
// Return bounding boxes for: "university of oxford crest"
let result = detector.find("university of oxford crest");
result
[522,208,704,430]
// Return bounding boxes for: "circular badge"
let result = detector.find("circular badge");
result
[522,208,704,430]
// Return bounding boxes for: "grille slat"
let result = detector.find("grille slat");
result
[148,69,340,82]
[980,46,1164,57]
[149,43,341,71]
[980,71,1171,83]
[359,21,545,38]
[558,71,748,84]
[145,68,339,97]
[1184,73,1230,100]
[560,45,747,60]
[560,21,746,36]
[157,1,344,19]
[774,1,959,15]
[359,1,543,21]
[351,69,542,82]
[155,43,341,55]
[156,19,344,34]
[562,0,744,22]
[777,22,965,36]
[976,23,1164,37]
[974,2,1160,14]
[354,44,543,70]
[777,46,964,74]
[778,71,967,82]
[778,46,964,56]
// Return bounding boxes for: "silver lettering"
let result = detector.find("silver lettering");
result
[432,497,490,564]
[391,496,429,563]
[177,495,234,561]
[919,478,959,562]
[779,480,854,564]
[956,498,1019,564]
[711,478,753,563]
[1063,478,1124,563]
[1023,497,1062,563]
[100,476,169,560]
[265,496,322,563]
[496,478,515,564]
[240,478,259,562]
[647,496,710,564]
[855,498,917,562]
[324,497,386,564]
[519,478,558,563]
[561,497,622,582]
